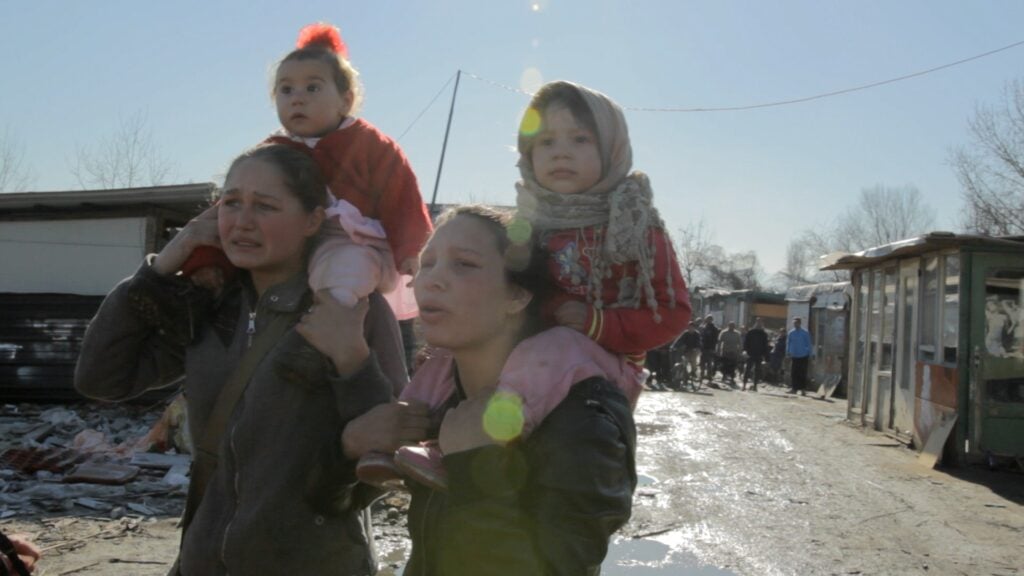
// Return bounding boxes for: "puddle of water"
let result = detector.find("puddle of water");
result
[604,533,739,575]
[637,422,672,435]
[637,473,659,487]
[375,541,408,576]
[380,531,739,575]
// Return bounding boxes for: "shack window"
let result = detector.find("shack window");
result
[942,255,960,364]
[851,272,868,411]
[881,267,897,370]
[984,271,1024,358]
[919,256,939,362]
[870,270,883,373]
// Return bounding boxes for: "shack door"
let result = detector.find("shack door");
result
[868,267,898,430]
[970,258,1024,459]
[892,260,919,437]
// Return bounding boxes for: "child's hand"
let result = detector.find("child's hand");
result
[297,291,371,378]
[554,301,589,333]
[399,256,419,278]
[190,265,225,295]
[1,533,40,573]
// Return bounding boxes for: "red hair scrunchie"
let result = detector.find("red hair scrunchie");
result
[296,23,349,59]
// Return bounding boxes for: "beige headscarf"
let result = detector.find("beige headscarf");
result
[515,81,674,320]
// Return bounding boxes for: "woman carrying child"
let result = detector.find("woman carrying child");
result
[347,205,637,573]
[75,144,422,575]
[384,81,690,488]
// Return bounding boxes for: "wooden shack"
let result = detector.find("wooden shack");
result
[823,232,1024,465]
[0,184,214,401]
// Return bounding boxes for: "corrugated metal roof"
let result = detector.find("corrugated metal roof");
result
[696,288,786,302]
[0,293,178,403]
[0,184,217,217]
[785,282,852,301]
[820,232,1024,271]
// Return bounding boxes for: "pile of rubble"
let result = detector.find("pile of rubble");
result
[0,401,189,521]
[1,400,414,571]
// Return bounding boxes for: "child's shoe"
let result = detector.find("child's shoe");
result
[395,441,448,492]
[356,450,407,490]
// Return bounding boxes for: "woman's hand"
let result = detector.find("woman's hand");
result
[439,392,503,455]
[1,533,40,573]
[152,204,221,276]
[341,401,431,459]
[296,291,370,378]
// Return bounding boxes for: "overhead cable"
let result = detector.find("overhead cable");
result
[464,38,1024,112]
[397,72,457,141]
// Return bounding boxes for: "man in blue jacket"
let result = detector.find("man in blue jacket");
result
[786,317,813,396]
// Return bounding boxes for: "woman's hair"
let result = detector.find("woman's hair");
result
[434,205,553,338]
[274,45,363,114]
[223,144,329,213]
[518,82,599,163]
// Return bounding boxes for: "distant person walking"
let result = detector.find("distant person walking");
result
[700,316,721,382]
[787,317,813,396]
[717,322,742,386]
[742,317,769,391]
[678,322,703,386]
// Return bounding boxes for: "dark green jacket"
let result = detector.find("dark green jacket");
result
[404,377,637,576]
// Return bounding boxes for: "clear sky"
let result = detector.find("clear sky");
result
[2,1,1022,277]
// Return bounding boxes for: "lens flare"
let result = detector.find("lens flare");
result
[507,217,533,245]
[519,107,542,137]
[519,67,544,94]
[483,392,525,442]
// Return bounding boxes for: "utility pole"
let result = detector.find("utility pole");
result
[429,70,461,216]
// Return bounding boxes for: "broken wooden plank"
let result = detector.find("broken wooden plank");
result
[129,452,190,470]
[820,374,842,399]
[63,463,140,485]
[917,414,958,469]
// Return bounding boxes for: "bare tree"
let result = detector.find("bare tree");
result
[785,184,935,282]
[675,218,714,287]
[781,229,849,284]
[777,241,814,288]
[703,246,763,290]
[833,185,936,251]
[0,127,34,192]
[950,79,1024,235]
[70,111,175,189]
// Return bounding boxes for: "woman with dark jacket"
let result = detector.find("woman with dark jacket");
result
[352,206,636,575]
[74,144,419,575]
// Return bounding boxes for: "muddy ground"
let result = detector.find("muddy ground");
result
[3,380,1022,575]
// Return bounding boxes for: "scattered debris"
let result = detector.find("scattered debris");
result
[0,402,188,521]
[130,452,190,470]
[64,463,140,485]
[1,447,87,474]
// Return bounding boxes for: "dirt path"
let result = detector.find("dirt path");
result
[621,381,1024,575]
[4,385,1022,575]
